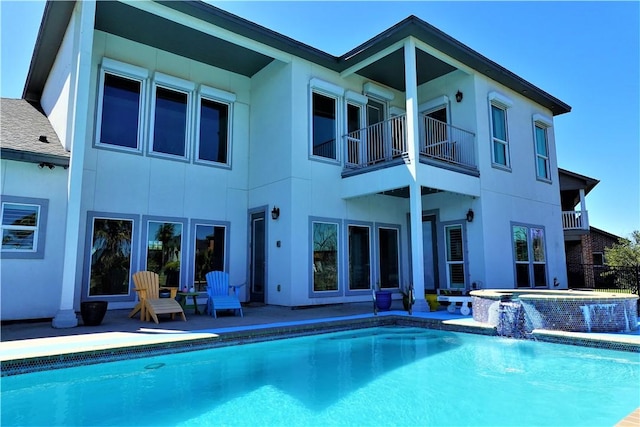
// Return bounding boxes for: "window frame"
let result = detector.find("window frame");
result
[148,72,195,161]
[194,85,236,168]
[511,222,548,288]
[141,215,188,289]
[94,58,148,154]
[532,114,553,183]
[309,78,343,164]
[375,223,402,290]
[488,92,513,170]
[443,222,467,289]
[309,217,342,297]
[345,221,374,295]
[81,211,140,302]
[189,219,230,293]
[0,196,48,259]
[344,90,367,168]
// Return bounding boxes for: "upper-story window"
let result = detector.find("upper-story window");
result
[96,59,148,152]
[312,92,337,160]
[196,85,236,166]
[533,114,553,182]
[310,78,343,162]
[489,92,513,169]
[150,73,194,159]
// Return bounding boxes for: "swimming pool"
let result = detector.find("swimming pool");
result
[2,326,638,426]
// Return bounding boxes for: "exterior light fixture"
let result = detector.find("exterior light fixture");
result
[466,209,474,222]
[455,90,463,103]
[271,206,280,220]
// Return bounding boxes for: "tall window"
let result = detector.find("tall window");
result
[534,123,550,180]
[491,103,509,167]
[88,218,133,297]
[152,86,189,157]
[445,225,465,289]
[313,222,339,291]
[348,225,371,290]
[198,98,229,164]
[378,227,399,289]
[312,92,337,159]
[193,224,226,292]
[1,202,41,253]
[513,224,547,287]
[99,73,142,149]
[146,221,183,287]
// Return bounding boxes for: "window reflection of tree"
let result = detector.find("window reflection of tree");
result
[313,223,338,291]
[89,219,132,296]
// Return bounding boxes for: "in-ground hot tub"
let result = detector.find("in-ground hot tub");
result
[470,289,638,335]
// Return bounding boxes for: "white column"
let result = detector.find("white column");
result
[404,38,429,312]
[52,1,96,328]
[578,188,589,230]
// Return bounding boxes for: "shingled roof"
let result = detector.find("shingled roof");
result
[1,98,69,167]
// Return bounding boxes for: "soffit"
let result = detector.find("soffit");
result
[356,48,456,92]
[95,1,275,78]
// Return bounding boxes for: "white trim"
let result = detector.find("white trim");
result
[199,84,236,103]
[100,57,148,79]
[95,59,148,153]
[533,113,553,128]
[149,73,194,160]
[153,71,196,92]
[310,78,344,97]
[419,95,449,113]
[488,91,514,109]
[389,106,405,117]
[194,92,233,167]
[363,82,394,101]
[345,90,368,105]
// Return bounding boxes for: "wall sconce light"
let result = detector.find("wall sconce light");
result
[455,90,463,103]
[466,209,474,222]
[271,206,280,220]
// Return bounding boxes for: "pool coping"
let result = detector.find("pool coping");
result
[1,311,639,376]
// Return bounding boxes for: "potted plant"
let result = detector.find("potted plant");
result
[374,282,393,312]
[426,290,439,311]
[80,300,108,326]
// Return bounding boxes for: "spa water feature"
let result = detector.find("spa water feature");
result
[471,289,639,337]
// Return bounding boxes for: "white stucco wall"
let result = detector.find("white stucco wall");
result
[41,10,76,151]
[1,160,69,320]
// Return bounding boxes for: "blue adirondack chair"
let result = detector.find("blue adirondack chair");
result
[205,271,244,318]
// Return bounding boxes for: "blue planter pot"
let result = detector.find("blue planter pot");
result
[375,290,392,311]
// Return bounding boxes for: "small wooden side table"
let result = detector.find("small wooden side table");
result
[177,292,201,315]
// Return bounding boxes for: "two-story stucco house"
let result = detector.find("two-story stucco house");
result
[0,0,572,327]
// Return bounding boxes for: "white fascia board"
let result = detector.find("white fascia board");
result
[532,113,553,127]
[340,39,405,79]
[122,0,292,64]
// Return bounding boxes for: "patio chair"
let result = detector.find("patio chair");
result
[205,271,244,318]
[131,271,187,324]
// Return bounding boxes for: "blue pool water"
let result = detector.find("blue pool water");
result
[1,327,638,426]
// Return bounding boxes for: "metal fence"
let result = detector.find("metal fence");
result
[567,263,640,295]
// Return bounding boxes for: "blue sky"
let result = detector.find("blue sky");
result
[1,1,638,238]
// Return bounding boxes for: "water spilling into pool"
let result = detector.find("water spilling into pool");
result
[472,289,639,336]
[1,326,638,426]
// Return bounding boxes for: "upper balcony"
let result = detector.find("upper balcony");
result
[343,114,477,177]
